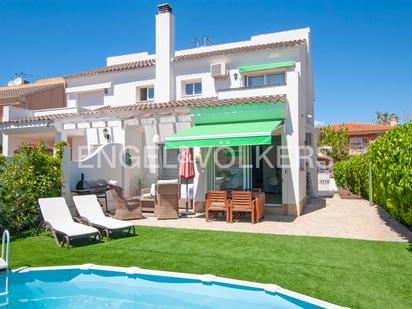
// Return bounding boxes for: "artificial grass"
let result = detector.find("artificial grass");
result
[10,226,412,309]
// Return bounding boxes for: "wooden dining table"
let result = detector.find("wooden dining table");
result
[206,190,266,223]
[252,191,266,223]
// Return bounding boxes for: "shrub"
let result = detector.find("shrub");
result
[318,126,349,162]
[335,154,369,197]
[0,141,66,232]
[368,123,412,227]
[334,123,412,228]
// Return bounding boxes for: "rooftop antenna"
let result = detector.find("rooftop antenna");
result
[203,35,215,46]
[191,38,201,48]
[15,72,33,79]
[7,72,33,86]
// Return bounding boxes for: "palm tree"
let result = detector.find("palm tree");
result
[375,112,398,125]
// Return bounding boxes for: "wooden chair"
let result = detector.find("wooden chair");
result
[230,191,256,224]
[205,191,229,222]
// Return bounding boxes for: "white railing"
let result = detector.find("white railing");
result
[0,229,10,301]
[217,84,287,100]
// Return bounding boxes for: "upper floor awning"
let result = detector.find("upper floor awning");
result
[239,61,295,73]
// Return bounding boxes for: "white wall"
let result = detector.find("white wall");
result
[123,125,144,196]
[79,91,105,108]
[59,26,313,209]
[63,143,125,212]
[281,70,302,207]
[65,67,156,109]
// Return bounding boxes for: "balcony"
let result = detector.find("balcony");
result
[217,84,287,100]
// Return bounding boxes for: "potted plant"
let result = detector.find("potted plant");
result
[136,177,145,196]
[217,169,234,188]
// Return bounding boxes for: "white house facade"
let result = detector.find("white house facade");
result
[0,4,316,216]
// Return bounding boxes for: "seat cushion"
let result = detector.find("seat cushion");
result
[90,217,133,230]
[52,222,99,237]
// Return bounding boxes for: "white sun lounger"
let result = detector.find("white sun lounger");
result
[38,197,100,248]
[73,195,135,239]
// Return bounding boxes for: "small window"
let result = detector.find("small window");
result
[266,73,285,85]
[246,72,285,87]
[184,81,202,96]
[247,75,265,87]
[305,133,312,146]
[138,86,154,102]
[349,137,364,149]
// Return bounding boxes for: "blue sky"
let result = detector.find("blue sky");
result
[1,0,411,124]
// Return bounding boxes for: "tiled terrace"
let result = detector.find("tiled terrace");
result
[131,194,412,242]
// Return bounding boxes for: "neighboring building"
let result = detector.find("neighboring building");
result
[0,77,65,151]
[0,4,315,216]
[325,123,393,155]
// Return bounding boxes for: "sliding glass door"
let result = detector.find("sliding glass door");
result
[207,146,252,191]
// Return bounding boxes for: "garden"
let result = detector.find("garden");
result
[0,138,411,308]
[0,141,66,232]
[332,123,412,229]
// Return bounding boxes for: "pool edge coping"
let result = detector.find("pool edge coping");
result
[13,264,348,309]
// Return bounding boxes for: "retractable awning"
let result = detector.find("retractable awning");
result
[165,101,286,149]
[165,120,283,149]
[239,61,295,73]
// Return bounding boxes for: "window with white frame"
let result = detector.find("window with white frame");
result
[245,72,286,88]
[183,81,202,96]
[349,137,364,149]
[137,86,154,102]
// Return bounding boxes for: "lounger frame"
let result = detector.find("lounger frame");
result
[76,215,135,239]
[37,220,101,249]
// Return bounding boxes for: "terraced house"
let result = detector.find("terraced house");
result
[0,3,316,216]
[0,77,65,152]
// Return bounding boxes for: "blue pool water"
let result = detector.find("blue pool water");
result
[5,268,327,308]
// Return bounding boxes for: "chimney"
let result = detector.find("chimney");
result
[155,3,175,103]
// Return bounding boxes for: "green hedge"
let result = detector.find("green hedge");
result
[334,123,412,228]
[0,141,66,232]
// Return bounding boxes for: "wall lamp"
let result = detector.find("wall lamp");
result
[233,72,238,81]
[103,128,110,142]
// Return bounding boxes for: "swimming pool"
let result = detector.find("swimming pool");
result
[4,265,344,308]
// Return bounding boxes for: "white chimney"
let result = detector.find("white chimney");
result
[155,3,175,103]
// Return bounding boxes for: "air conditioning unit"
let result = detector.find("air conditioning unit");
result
[210,63,228,78]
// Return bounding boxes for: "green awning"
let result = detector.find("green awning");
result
[165,120,283,149]
[239,61,295,73]
[192,102,287,125]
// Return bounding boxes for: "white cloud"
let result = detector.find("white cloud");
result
[314,120,326,127]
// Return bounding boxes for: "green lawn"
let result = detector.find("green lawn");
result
[10,226,412,309]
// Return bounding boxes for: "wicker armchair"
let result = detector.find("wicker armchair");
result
[139,187,155,213]
[110,184,143,220]
[154,183,180,220]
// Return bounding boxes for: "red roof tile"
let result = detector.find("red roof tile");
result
[0,77,64,100]
[0,95,287,125]
[64,59,156,79]
[175,40,305,61]
[324,123,393,133]
[63,39,304,79]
